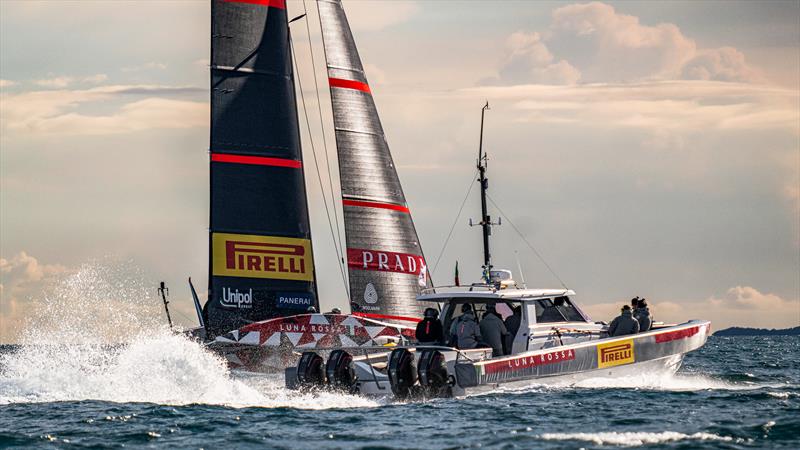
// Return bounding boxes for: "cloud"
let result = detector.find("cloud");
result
[33,74,110,88]
[0,79,16,88]
[463,81,799,132]
[681,47,762,82]
[482,32,581,85]
[0,252,68,342]
[344,1,419,32]
[582,286,799,331]
[0,84,207,135]
[121,61,168,72]
[485,2,760,85]
[34,77,74,88]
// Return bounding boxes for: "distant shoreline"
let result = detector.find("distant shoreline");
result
[713,326,799,337]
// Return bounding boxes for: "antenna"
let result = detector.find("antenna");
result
[515,251,527,289]
[158,281,173,330]
[469,102,501,282]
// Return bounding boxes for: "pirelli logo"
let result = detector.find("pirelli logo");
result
[597,339,635,368]
[212,233,313,281]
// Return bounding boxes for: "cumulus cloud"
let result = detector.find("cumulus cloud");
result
[485,2,760,85]
[582,286,799,331]
[0,84,207,135]
[482,32,581,85]
[0,252,68,342]
[680,47,762,82]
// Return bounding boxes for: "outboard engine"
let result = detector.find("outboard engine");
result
[296,351,325,388]
[387,348,417,398]
[325,349,357,392]
[417,349,452,398]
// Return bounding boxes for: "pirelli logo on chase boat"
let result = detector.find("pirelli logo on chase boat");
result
[212,233,313,281]
[597,339,635,368]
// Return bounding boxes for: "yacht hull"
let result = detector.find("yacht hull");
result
[206,313,415,373]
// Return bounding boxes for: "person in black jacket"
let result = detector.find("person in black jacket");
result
[416,308,444,344]
[504,305,522,354]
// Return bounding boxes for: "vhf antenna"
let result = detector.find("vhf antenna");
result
[469,102,501,283]
[158,281,173,330]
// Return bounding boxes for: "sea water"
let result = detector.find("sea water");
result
[0,264,797,449]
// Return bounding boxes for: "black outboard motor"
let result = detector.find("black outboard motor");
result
[417,349,451,398]
[387,348,417,398]
[296,351,325,388]
[326,349,357,392]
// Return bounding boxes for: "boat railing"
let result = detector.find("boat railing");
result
[421,284,498,295]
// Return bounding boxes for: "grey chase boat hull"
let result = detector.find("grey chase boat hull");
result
[287,320,710,399]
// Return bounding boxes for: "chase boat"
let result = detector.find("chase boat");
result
[284,105,711,399]
[285,278,710,399]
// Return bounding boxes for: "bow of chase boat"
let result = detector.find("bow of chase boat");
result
[284,281,710,398]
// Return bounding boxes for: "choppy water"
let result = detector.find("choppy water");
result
[1,265,798,449]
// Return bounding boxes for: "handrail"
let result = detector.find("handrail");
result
[421,284,498,295]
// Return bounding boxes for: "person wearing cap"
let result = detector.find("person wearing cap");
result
[633,298,653,332]
[328,307,342,314]
[608,304,640,336]
[306,306,317,313]
[415,308,444,344]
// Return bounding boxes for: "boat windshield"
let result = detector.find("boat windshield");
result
[443,299,522,333]
[534,296,585,323]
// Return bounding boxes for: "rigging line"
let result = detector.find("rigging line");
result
[307,0,347,279]
[485,193,569,290]
[431,170,479,276]
[289,33,350,300]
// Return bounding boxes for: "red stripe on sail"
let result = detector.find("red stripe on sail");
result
[223,0,286,8]
[353,312,421,323]
[329,77,371,93]
[211,153,302,169]
[342,199,409,213]
[655,326,700,343]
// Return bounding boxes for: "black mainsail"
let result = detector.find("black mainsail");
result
[206,0,318,337]
[318,0,428,324]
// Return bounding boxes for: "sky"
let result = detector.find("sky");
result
[1,0,798,342]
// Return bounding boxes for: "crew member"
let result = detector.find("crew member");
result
[608,305,640,336]
[454,304,482,349]
[504,306,522,353]
[634,299,653,332]
[416,308,444,344]
[328,307,342,314]
[480,304,509,357]
[306,306,317,313]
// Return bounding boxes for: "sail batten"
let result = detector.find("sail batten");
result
[319,0,428,323]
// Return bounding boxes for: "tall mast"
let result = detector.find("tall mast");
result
[477,102,492,278]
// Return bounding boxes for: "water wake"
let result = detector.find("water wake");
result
[0,262,378,410]
[538,431,747,446]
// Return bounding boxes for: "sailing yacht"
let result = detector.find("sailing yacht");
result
[193,0,429,371]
